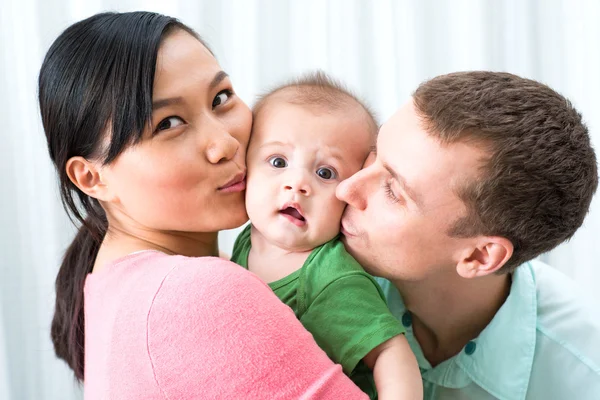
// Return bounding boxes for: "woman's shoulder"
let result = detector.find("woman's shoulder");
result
[132,251,279,321]
[93,250,367,399]
[159,251,264,287]
[124,251,268,304]
[108,250,260,284]
[87,250,268,313]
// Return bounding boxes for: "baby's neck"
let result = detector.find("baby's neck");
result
[248,226,313,284]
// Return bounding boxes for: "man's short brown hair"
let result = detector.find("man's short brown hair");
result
[413,71,598,272]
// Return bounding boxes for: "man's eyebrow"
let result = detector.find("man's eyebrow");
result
[370,145,377,155]
[209,71,229,91]
[382,161,423,207]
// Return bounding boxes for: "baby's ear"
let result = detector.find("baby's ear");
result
[456,236,513,278]
[362,150,376,168]
[65,156,114,202]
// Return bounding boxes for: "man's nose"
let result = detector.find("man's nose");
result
[336,167,373,211]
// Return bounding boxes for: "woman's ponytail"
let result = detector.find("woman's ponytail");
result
[51,210,107,381]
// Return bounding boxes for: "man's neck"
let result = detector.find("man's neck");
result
[394,271,511,367]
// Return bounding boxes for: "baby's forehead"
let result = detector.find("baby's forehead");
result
[255,100,368,139]
[253,92,373,143]
[256,87,362,117]
[252,101,373,158]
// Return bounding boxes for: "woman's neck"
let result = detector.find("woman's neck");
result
[93,223,219,273]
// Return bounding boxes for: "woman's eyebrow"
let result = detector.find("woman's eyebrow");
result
[209,71,229,91]
[153,96,184,110]
[152,71,230,111]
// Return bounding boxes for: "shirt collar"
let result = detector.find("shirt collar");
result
[380,262,538,400]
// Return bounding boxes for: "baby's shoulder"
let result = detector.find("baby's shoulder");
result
[307,238,364,275]
[301,239,375,298]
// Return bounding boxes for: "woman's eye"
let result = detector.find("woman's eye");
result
[269,156,288,168]
[212,89,233,108]
[156,116,184,132]
[316,167,337,180]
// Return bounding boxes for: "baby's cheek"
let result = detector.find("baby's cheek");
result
[244,190,263,219]
[322,195,346,227]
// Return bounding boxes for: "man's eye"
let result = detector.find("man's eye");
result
[316,167,337,180]
[383,181,400,204]
[269,156,288,168]
[212,89,232,108]
[156,116,184,132]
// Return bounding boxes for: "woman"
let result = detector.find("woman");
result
[39,11,367,399]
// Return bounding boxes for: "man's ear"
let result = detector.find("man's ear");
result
[65,156,113,201]
[456,237,514,279]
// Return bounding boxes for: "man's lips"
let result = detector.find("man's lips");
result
[340,219,357,237]
[218,172,246,192]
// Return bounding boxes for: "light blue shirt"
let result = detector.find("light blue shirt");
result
[377,260,600,399]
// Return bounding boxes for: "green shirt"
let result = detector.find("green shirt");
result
[232,224,406,398]
[376,260,600,399]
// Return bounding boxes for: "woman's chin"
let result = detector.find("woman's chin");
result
[219,208,249,231]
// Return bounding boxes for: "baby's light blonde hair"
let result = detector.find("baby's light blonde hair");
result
[253,70,379,139]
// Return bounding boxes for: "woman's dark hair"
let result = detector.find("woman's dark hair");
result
[38,11,206,381]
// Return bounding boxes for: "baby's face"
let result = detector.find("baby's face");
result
[246,102,372,252]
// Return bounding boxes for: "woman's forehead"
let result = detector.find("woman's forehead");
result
[153,30,220,95]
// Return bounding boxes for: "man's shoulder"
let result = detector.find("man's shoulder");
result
[531,260,600,345]
[528,260,600,394]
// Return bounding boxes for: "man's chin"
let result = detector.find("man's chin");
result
[340,235,375,274]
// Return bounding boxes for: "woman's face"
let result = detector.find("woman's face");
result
[100,30,252,233]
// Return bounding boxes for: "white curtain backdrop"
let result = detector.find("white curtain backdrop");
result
[1,0,599,398]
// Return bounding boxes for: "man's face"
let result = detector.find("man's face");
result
[336,100,485,281]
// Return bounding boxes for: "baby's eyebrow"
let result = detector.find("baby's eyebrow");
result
[369,145,377,155]
[260,140,293,149]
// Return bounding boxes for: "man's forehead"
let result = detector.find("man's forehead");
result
[375,104,486,210]
[382,101,419,129]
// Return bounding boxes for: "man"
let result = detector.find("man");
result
[337,71,600,399]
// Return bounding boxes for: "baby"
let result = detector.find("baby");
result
[232,72,421,399]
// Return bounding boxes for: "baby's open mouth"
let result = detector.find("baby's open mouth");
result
[280,207,305,222]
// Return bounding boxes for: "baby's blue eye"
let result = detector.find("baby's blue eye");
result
[317,167,336,180]
[269,156,287,168]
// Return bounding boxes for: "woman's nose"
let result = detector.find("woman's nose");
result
[283,170,311,196]
[205,124,240,165]
[336,167,372,211]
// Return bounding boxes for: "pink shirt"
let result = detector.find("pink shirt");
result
[84,251,367,399]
